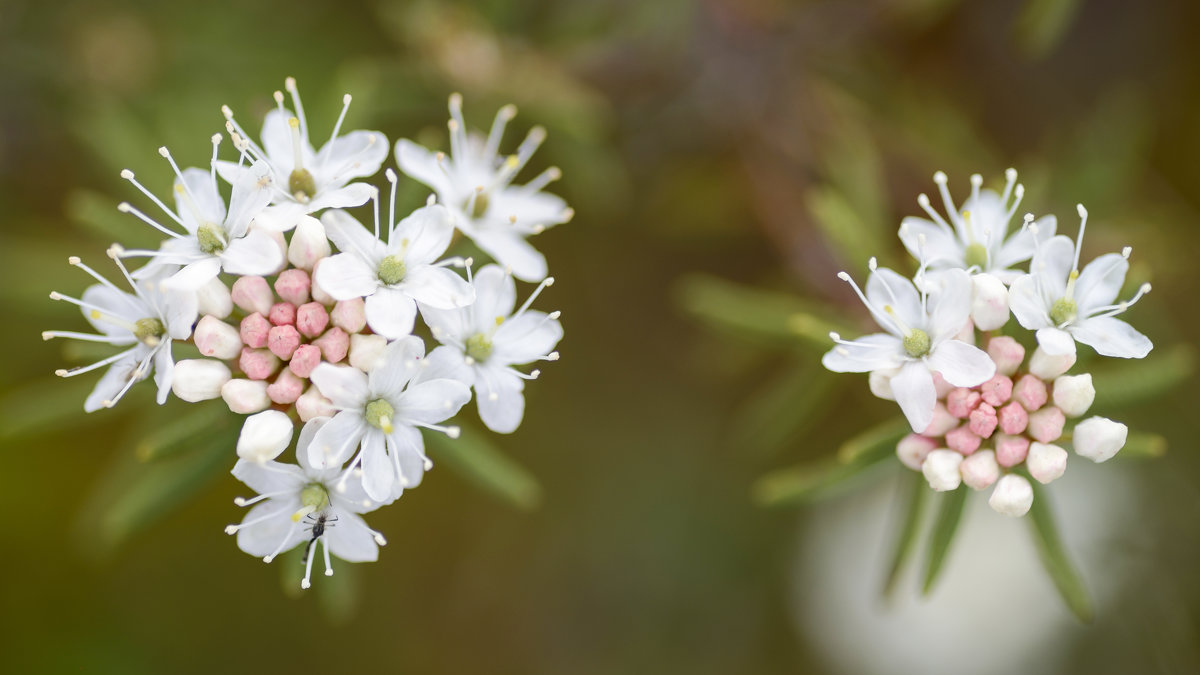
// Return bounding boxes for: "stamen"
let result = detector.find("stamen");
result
[101,346,158,407]
[1073,204,1089,273]
[158,146,203,214]
[326,94,353,154]
[42,330,128,344]
[288,117,305,172]
[119,169,184,227]
[1005,184,1025,223]
[512,126,546,174]
[322,537,334,577]
[285,76,308,141]
[118,202,183,240]
[1091,283,1152,318]
[262,519,302,563]
[513,276,555,319]
[933,171,961,228]
[836,271,900,335]
[1000,168,1018,205]
[48,292,138,330]
[54,347,137,377]
[917,193,953,232]
[485,103,517,158]
[209,133,222,191]
[68,256,124,294]
[447,93,467,164]
[386,168,399,239]
[969,173,982,206]
[523,166,561,193]
[301,540,317,589]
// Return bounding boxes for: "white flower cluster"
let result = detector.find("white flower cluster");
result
[45,80,569,588]
[822,170,1151,517]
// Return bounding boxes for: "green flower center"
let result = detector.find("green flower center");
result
[1049,298,1077,326]
[197,223,226,254]
[134,317,165,345]
[364,398,396,431]
[963,243,989,269]
[903,328,931,358]
[465,333,493,362]
[289,168,316,203]
[300,483,330,512]
[377,255,407,286]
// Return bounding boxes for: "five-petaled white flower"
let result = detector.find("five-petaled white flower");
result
[395,94,573,282]
[218,77,387,230]
[1009,205,1152,358]
[226,417,389,590]
[308,336,472,501]
[44,250,193,411]
[316,194,474,339]
[822,263,996,432]
[420,264,562,434]
[899,170,1056,283]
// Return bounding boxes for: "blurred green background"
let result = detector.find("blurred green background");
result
[3,0,1199,672]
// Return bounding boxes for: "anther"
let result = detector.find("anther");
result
[868,257,878,271]
[933,171,948,184]
[225,525,239,535]
[1122,246,1132,259]
[120,169,135,180]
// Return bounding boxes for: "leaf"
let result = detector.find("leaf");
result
[1118,431,1167,459]
[922,486,968,594]
[1026,480,1094,622]
[728,364,841,458]
[135,400,230,461]
[424,425,542,510]
[673,274,850,348]
[883,470,928,598]
[0,375,132,440]
[1090,344,1195,411]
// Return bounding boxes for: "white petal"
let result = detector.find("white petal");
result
[84,352,144,412]
[166,258,222,291]
[307,410,366,469]
[294,417,329,473]
[260,108,310,174]
[1070,316,1152,358]
[470,264,517,327]
[80,285,142,342]
[926,268,972,343]
[412,345,474,387]
[398,378,472,426]
[320,209,384,261]
[251,202,307,232]
[213,160,250,188]
[394,139,453,196]
[368,336,426,397]
[486,188,570,229]
[310,363,369,408]
[232,458,305,495]
[1036,327,1077,356]
[364,287,417,339]
[315,130,388,186]
[323,511,379,562]
[1030,235,1075,302]
[1074,253,1128,316]
[898,217,962,268]
[475,366,525,434]
[401,265,474,309]
[315,252,379,300]
[359,430,395,503]
[471,229,548,283]
[235,500,305,558]
[389,425,428,489]
[1008,275,1052,331]
[152,345,174,404]
[390,204,455,265]
[890,360,936,433]
[493,311,563,365]
[226,160,275,238]
[993,214,1056,270]
[927,340,995,387]
[866,268,923,331]
[419,304,469,346]
[306,183,377,212]
[221,229,285,276]
[820,333,905,373]
[176,168,226,233]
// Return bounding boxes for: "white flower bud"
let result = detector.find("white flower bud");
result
[869,368,898,401]
[349,334,389,372]
[196,276,233,319]
[970,272,1010,331]
[1027,442,1068,484]
[922,449,963,492]
[296,385,337,422]
[310,258,336,306]
[988,474,1033,517]
[959,449,1000,490]
[1052,373,1094,417]
[896,434,937,471]
[171,359,232,402]
[194,315,242,360]
[221,378,271,414]
[1028,346,1076,380]
[1073,416,1128,463]
[288,215,332,270]
[236,410,294,463]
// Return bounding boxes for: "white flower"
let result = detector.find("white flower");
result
[821,263,996,432]
[226,418,389,590]
[420,264,563,434]
[315,196,474,339]
[217,77,386,229]
[1009,205,1153,358]
[1052,373,1095,417]
[44,251,192,411]
[922,449,963,492]
[308,337,472,501]
[236,410,295,463]
[170,359,231,402]
[395,94,573,282]
[988,474,1034,517]
[116,143,281,295]
[1072,416,1128,463]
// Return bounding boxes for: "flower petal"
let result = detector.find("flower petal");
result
[925,268,972,344]
[1008,275,1052,330]
[419,304,469,345]
[364,287,417,339]
[307,409,367,470]
[315,130,388,186]
[1030,235,1075,303]
[475,366,525,434]
[820,333,905,373]
[866,268,923,331]
[927,339,995,387]
[235,500,305,558]
[394,139,453,196]
[84,352,145,412]
[390,205,454,265]
[176,168,226,233]
[470,264,517,329]
[993,214,1056,271]
[314,251,379,300]
[152,345,174,404]
[306,183,377,212]
[310,364,369,408]
[397,378,472,426]
[412,345,474,387]
[1075,253,1128,316]
[401,266,474,309]
[1070,316,1152,359]
[890,361,937,433]
[320,209,384,261]
[359,429,395,503]
[486,188,570,230]
[1036,327,1077,356]
[898,217,962,268]
[323,511,379,562]
[80,285,143,342]
[389,424,428,489]
[471,229,548,282]
[226,160,275,239]
[232,459,305,495]
[368,336,425,398]
[221,229,285,276]
[493,311,563,365]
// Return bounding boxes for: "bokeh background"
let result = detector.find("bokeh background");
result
[2,0,1199,672]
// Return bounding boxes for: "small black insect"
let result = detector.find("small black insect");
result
[301,512,338,567]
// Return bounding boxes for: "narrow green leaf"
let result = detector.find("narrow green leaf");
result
[1026,480,1094,622]
[0,376,116,440]
[883,470,927,598]
[1091,344,1194,411]
[673,274,850,347]
[729,365,841,458]
[922,486,968,594]
[1118,431,1167,459]
[135,401,229,461]
[752,433,900,508]
[836,416,911,465]
[425,425,542,510]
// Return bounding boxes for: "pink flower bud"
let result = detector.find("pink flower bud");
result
[959,449,1000,490]
[197,277,233,319]
[997,402,1029,435]
[195,315,242,360]
[296,385,337,422]
[296,302,330,339]
[945,425,982,455]
[267,324,302,360]
[994,434,1030,468]
[970,273,1010,331]
[266,368,305,405]
[239,312,271,349]
[931,371,955,398]
[331,298,367,334]
[274,268,311,306]
[310,258,336,306]
[171,359,232,402]
[313,327,350,364]
[922,402,958,437]
[947,388,982,419]
[231,276,274,316]
[896,434,938,471]
[1028,346,1076,380]
[236,410,294,463]
[968,402,997,438]
[239,348,280,381]
[1012,374,1048,412]
[1052,373,1095,417]
[268,302,297,327]
[986,336,1025,376]
[1027,406,1065,444]
[288,344,323,378]
[988,474,1033,517]
[979,374,1013,407]
[1027,442,1068,484]
[1073,416,1128,463]
[349,334,388,372]
[220,378,271,414]
[287,215,332,270]
[922,449,963,491]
